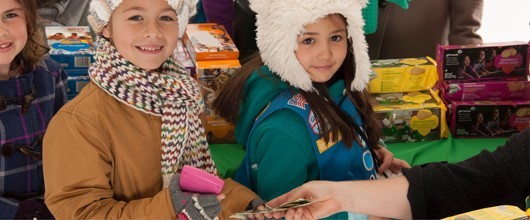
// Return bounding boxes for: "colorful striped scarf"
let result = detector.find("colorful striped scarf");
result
[89,36,217,187]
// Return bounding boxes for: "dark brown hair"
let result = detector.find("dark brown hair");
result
[213,15,381,149]
[13,0,49,71]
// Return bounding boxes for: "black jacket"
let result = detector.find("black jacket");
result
[403,127,530,219]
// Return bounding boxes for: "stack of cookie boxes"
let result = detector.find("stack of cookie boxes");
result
[45,26,95,100]
[437,41,530,138]
[368,57,448,143]
[182,23,240,144]
[173,40,196,78]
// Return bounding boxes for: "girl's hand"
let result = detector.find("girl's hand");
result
[374,146,410,174]
[246,205,272,220]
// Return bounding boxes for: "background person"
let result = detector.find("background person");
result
[366,0,484,59]
[37,0,91,26]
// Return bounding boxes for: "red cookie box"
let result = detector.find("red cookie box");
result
[436,42,529,83]
[449,100,530,138]
[442,80,530,102]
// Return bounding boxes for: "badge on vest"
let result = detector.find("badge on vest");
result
[287,93,308,110]
[316,133,341,154]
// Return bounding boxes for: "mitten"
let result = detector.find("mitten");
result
[249,197,278,220]
[246,197,266,211]
[169,174,221,220]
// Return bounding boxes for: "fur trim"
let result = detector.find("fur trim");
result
[88,0,198,37]
[249,0,371,92]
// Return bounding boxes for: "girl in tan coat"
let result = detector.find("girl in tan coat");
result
[43,0,260,219]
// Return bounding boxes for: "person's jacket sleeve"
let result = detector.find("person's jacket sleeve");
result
[403,128,530,219]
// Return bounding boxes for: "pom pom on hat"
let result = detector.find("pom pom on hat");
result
[249,0,371,92]
[88,0,198,37]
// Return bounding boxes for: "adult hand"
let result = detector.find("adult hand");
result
[264,181,341,220]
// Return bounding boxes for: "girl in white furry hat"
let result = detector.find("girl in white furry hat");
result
[213,0,409,219]
[43,0,262,219]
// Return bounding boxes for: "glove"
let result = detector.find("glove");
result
[246,197,266,211]
[245,197,277,220]
[169,174,221,220]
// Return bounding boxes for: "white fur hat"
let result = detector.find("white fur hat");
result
[87,0,198,37]
[249,0,371,92]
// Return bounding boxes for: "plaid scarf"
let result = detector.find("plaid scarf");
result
[89,36,217,187]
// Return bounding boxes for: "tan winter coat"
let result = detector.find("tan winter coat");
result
[43,82,257,219]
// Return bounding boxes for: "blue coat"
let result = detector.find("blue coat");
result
[0,58,67,218]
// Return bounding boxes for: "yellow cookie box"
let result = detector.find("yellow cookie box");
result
[373,89,449,143]
[369,57,438,93]
[442,205,528,220]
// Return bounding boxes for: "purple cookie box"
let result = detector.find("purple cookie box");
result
[450,100,530,138]
[443,80,530,102]
[436,42,529,83]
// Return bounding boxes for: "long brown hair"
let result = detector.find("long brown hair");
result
[213,53,268,124]
[13,0,49,71]
[213,17,381,149]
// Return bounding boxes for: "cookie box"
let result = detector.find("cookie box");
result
[369,57,438,93]
[182,23,239,61]
[373,90,449,143]
[196,60,240,144]
[449,100,530,138]
[443,80,530,102]
[437,42,528,82]
[45,26,95,70]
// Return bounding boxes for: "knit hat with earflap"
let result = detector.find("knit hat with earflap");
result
[87,0,198,37]
[249,0,371,92]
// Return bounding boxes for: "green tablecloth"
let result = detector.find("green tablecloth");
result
[386,135,508,166]
[209,135,509,178]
